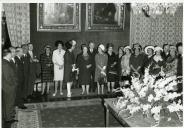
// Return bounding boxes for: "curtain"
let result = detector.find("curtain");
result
[3,3,30,47]
[130,5,183,47]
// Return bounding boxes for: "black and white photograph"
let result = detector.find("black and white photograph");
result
[1,1,183,128]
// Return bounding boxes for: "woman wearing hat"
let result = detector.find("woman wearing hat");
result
[106,43,117,93]
[95,44,108,95]
[76,44,92,95]
[40,45,53,95]
[143,45,154,68]
[120,46,132,87]
[52,41,65,96]
[63,40,77,97]
[163,45,177,76]
[149,46,165,76]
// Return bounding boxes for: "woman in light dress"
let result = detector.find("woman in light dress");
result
[52,40,65,96]
[120,46,132,87]
[95,44,108,95]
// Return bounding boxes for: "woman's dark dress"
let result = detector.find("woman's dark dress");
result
[129,54,144,74]
[107,52,117,82]
[116,54,123,81]
[40,53,53,82]
[149,56,164,75]
[76,54,92,85]
[63,50,75,83]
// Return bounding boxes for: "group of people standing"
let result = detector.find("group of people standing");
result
[39,40,183,96]
[2,40,183,124]
[2,43,39,124]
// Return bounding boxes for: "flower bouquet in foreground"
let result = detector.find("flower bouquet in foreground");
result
[113,67,183,126]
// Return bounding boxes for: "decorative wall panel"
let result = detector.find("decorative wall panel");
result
[3,3,30,47]
[130,5,183,47]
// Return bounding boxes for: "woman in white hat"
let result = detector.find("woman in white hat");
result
[120,46,132,87]
[149,46,165,76]
[143,45,154,68]
[95,44,108,95]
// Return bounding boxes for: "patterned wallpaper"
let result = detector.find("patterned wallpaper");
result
[130,5,183,47]
[3,3,30,47]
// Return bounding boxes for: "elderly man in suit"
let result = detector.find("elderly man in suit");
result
[2,49,18,124]
[88,42,97,92]
[27,43,39,99]
[9,47,17,72]
[14,47,27,109]
[21,44,29,99]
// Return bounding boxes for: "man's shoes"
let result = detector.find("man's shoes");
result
[5,119,18,124]
[18,105,27,109]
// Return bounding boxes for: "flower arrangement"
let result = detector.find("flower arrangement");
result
[113,67,183,125]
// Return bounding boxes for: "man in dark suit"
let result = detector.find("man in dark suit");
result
[14,47,27,109]
[9,47,17,73]
[2,49,18,124]
[176,42,183,92]
[161,44,170,61]
[88,42,97,92]
[21,44,30,99]
[27,43,39,98]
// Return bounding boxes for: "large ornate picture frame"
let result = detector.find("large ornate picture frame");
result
[37,3,81,32]
[86,3,125,31]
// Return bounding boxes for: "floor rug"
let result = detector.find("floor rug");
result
[12,98,121,128]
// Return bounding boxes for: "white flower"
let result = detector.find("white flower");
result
[128,104,141,115]
[130,97,140,104]
[163,96,169,101]
[142,104,151,112]
[153,113,160,121]
[151,106,162,114]
[148,94,154,102]
[167,102,183,112]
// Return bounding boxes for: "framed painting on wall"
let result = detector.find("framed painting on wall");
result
[37,3,81,32]
[86,3,125,31]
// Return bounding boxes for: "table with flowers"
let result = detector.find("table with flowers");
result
[104,98,182,127]
[104,68,183,127]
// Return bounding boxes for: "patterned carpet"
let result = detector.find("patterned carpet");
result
[11,98,121,128]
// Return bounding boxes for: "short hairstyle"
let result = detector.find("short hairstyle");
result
[133,43,142,51]
[88,41,95,46]
[125,48,132,53]
[16,47,23,53]
[21,44,28,48]
[27,43,33,46]
[55,40,64,47]
[65,40,73,50]
[118,46,124,52]
[133,47,141,52]
[3,49,11,57]
[163,43,169,49]
[9,46,16,51]
[81,44,87,50]
[176,42,182,51]
[106,43,114,49]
